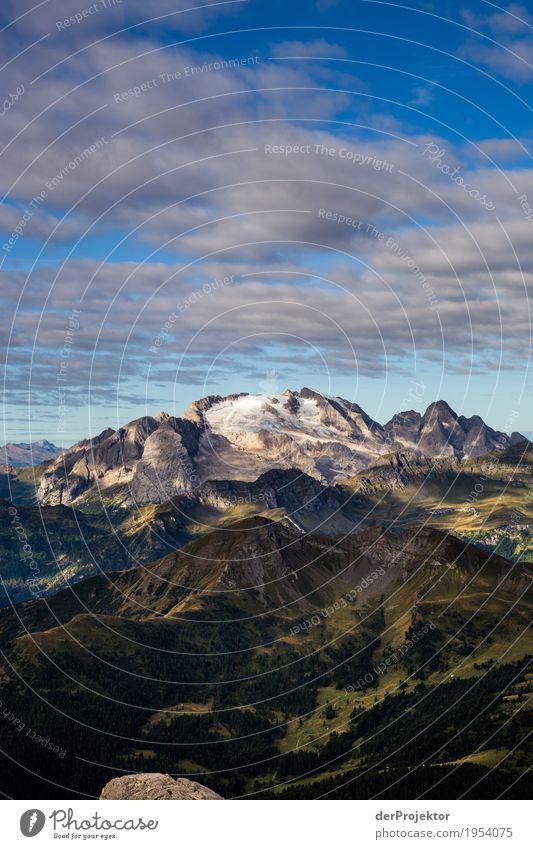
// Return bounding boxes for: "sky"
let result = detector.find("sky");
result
[1,0,532,445]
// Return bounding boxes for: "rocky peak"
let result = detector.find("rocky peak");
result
[282,389,300,414]
[422,400,460,426]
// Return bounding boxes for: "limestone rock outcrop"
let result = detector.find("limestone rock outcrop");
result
[99,773,222,800]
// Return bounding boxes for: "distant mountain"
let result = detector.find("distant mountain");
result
[383,400,525,457]
[1,439,61,467]
[36,389,525,507]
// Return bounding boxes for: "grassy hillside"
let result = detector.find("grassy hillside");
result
[0,519,530,799]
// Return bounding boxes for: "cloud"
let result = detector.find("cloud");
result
[462,4,533,35]
[0,3,532,428]
[473,137,531,163]
[315,0,341,11]
[0,0,249,37]
[409,85,434,107]
[460,3,533,81]
[270,40,348,59]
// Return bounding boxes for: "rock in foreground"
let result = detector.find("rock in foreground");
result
[100,773,222,800]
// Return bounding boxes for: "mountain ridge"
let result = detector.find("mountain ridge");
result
[36,388,525,507]
[1,439,61,467]
[0,517,530,800]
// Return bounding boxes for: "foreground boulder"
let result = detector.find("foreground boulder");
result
[100,773,222,800]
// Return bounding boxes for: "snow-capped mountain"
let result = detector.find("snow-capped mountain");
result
[193,388,387,482]
[37,388,525,506]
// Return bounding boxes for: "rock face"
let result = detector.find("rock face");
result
[99,773,222,800]
[38,414,203,507]
[382,400,521,459]
[36,389,525,506]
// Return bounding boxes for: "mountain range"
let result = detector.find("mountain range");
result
[0,390,530,606]
[0,467,368,605]
[1,439,61,467]
[35,389,525,508]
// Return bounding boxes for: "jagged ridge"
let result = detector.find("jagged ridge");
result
[36,389,524,507]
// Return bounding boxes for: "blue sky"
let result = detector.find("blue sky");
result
[1,0,532,444]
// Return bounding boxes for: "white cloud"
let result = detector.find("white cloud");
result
[460,3,533,81]
[270,40,348,59]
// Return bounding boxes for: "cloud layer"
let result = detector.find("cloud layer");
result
[1,1,532,437]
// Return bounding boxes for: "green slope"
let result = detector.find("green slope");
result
[0,519,530,799]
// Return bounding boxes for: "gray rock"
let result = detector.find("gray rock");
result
[99,773,222,800]
[36,388,526,506]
